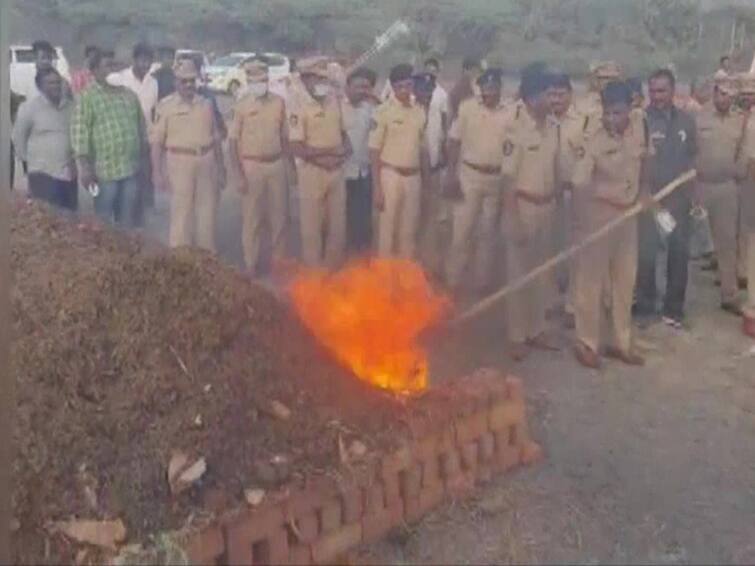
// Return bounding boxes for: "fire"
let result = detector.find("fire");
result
[288,259,451,395]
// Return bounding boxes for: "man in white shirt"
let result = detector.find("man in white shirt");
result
[108,42,159,220]
[414,72,449,278]
[108,43,158,123]
[342,67,378,253]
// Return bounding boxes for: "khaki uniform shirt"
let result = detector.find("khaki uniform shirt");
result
[500,106,559,202]
[449,97,508,167]
[368,98,427,169]
[572,120,650,209]
[288,92,345,149]
[151,93,217,149]
[229,94,286,157]
[696,104,750,183]
[553,106,587,182]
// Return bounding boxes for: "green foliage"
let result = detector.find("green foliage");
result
[17,0,755,78]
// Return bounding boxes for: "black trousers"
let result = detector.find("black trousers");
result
[27,172,79,211]
[346,173,373,253]
[636,201,691,320]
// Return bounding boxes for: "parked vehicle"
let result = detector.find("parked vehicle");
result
[10,44,71,98]
[206,52,255,96]
[207,52,291,96]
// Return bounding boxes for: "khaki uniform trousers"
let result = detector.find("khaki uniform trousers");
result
[297,161,346,269]
[742,180,755,318]
[419,169,449,278]
[378,167,422,258]
[701,180,740,302]
[446,165,502,290]
[738,180,755,281]
[167,151,219,251]
[505,201,554,344]
[574,204,638,354]
[240,159,288,271]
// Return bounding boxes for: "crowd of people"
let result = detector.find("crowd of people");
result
[9,40,755,368]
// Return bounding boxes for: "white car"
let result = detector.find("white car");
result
[10,44,71,98]
[207,52,291,97]
[206,52,255,95]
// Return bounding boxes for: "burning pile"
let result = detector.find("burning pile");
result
[288,259,451,395]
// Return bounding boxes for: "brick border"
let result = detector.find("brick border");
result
[180,370,541,565]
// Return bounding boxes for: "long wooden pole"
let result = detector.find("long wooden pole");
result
[451,169,698,328]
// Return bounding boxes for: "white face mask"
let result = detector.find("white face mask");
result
[313,83,331,98]
[247,82,268,98]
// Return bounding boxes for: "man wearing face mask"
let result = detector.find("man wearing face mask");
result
[229,59,289,276]
[288,56,353,269]
[369,64,430,259]
[571,81,651,369]
[501,67,560,361]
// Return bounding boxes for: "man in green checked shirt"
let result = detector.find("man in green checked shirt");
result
[71,49,150,227]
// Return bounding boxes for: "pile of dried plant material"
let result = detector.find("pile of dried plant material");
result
[11,200,435,563]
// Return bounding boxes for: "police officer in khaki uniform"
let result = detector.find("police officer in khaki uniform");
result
[738,74,755,337]
[696,74,752,314]
[229,59,289,275]
[571,81,650,369]
[288,56,352,269]
[501,69,560,361]
[736,74,755,290]
[151,59,225,251]
[548,71,585,325]
[369,64,429,259]
[445,68,508,296]
[577,61,622,131]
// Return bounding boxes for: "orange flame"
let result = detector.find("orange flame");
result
[288,259,451,395]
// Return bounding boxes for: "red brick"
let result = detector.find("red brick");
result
[311,523,363,565]
[445,471,476,498]
[341,487,364,524]
[266,528,291,565]
[289,544,313,565]
[361,499,404,544]
[479,432,496,462]
[520,441,544,465]
[455,410,490,445]
[364,483,385,514]
[382,469,401,506]
[489,400,525,432]
[399,464,423,501]
[226,528,253,565]
[319,498,343,534]
[436,425,457,451]
[439,449,461,480]
[477,464,493,484]
[282,488,330,521]
[505,376,524,401]
[184,525,224,565]
[494,443,521,472]
[381,446,413,476]
[289,511,319,544]
[404,483,445,523]
[421,455,441,488]
[225,507,285,564]
[414,434,439,462]
[460,441,480,473]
